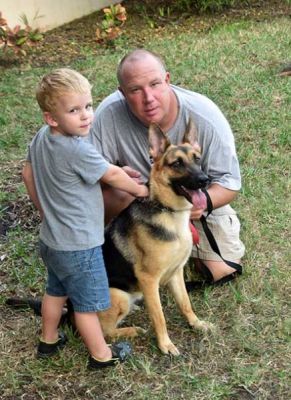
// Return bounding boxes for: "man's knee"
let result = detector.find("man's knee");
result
[191,209,245,262]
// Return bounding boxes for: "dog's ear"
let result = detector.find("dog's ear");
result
[183,119,199,150]
[149,123,171,160]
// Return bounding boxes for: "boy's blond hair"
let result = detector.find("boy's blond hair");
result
[36,68,92,112]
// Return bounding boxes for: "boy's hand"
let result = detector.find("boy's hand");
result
[135,184,149,198]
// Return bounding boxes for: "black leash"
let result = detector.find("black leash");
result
[186,189,242,291]
[199,188,242,273]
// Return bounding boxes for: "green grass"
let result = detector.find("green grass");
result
[0,11,290,400]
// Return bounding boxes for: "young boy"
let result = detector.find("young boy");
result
[22,68,148,369]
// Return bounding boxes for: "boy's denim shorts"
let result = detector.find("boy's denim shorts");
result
[39,240,111,313]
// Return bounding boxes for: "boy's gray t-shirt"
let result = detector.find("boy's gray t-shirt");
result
[28,125,109,251]
[90,85,241,191]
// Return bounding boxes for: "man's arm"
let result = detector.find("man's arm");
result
[190,183,238,220]
[207,183,238,209]
[22,161,43,219]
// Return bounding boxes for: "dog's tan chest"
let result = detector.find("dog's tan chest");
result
[149,212,192,285]
[159,237,192,285]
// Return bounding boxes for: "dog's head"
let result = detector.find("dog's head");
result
[149,119,209,206]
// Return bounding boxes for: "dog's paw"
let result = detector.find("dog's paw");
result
[135,326,147,335]
[192,319,214,332]
[159,341,180,356]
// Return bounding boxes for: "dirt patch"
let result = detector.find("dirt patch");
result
[0,198,40,238]
[0,162,40,239]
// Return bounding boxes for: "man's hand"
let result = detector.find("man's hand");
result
[190,184,239,220]
[122,166,143,184]
[190,207,205,220]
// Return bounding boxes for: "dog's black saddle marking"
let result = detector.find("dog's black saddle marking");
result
[102,231,137,292]
[144,222,177,241]
[112,198,177,242]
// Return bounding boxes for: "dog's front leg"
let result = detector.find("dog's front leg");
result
[138,273,180,356]
[167,268,212,331]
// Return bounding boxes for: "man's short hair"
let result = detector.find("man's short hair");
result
[36,68,92,112]
[117,49,167,86]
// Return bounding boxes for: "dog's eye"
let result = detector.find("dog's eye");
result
[171,158,184,169]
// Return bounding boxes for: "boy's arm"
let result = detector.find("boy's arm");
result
[22,161,44,219]
[101,165,149,198]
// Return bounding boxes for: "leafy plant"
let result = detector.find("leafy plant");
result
[0,11,43,56]
[131,0,248,18]
[158,6,171,18]
[196,0,236,13]
[95,3,127,45]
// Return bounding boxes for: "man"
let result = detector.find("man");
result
[90,49,245,285]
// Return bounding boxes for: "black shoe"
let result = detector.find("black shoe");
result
[88,341,132,370]
[37,331,68,358]
[185,260,242,291]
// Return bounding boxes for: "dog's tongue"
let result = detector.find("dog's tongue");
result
[191,189,207,209]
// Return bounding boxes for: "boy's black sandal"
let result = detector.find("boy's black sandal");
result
[88,341,132,370]
[37,331,68,358]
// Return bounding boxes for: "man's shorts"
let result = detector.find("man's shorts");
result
[191,205,245,262]
[39,241,111,313]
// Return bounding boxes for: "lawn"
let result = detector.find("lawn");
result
[0,2,290,399]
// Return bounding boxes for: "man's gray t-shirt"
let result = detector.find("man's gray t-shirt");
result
[90,85,241,191]
[28,125,109,251]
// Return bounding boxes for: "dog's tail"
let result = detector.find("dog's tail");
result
[5,297,75,329]
[6,297,42,316]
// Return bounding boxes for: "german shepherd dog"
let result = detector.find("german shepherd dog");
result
[6,120,212,356]
[97,119,212,356]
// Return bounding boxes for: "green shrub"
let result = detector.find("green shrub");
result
[195,0,236,12]
[95,3,127,45]
[127,0,242,14]
[0,11,43,56]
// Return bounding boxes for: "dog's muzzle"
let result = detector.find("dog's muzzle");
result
[171,172,210,204]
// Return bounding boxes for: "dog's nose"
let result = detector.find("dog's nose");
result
[198,174,210,187]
